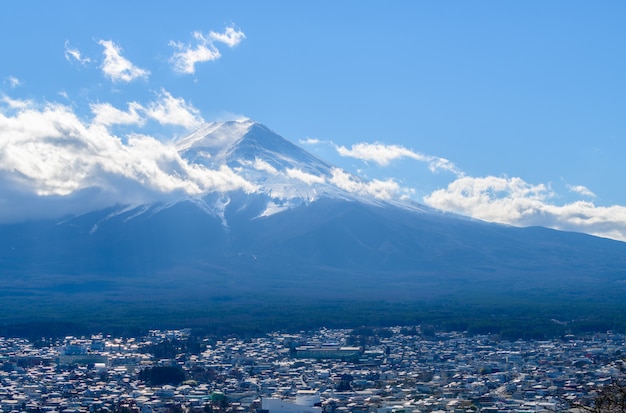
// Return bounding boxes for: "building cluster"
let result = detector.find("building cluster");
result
[0,326,623,413]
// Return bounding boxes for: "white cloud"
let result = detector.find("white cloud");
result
[5,76,20,88]
[336,142,462,175]
[169,32,220,74]
[209,26,246,47]
[144,89,204,129]
[259,201,289,217]
[424,175,626,241]
[90,101,144,127]
[299,137,321,145]
[1,95,30,109]
[330,168,403,200]
[98,39,149,82]
[64,41,91,65]
[252,158,279,175]
[89,91,203,129]
[567,184,596,198]
[169,25,245,74]
[286,168,326,185]
[0,97,255,222]
[211,111,250,122]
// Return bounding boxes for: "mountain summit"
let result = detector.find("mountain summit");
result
[172,120,396,220]
[176,120,331,175]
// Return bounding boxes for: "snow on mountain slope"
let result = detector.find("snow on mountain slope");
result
[81,119,428,228]
[174,120,400,218]
[175,119,256,158]
[176,120,334,178]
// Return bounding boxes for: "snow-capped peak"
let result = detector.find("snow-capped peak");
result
[172,119,383,219]
[176,119,334,176]
[175,118,255,152]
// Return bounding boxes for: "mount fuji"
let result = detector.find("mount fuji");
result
[2,120,626,332]
[172,119,421,220]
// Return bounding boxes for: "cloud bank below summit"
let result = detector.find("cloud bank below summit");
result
[0,98,256,220]
[424,176,626,242]
[301,138,626,242]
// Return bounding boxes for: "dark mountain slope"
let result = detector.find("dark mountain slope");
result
[2,197,624,302]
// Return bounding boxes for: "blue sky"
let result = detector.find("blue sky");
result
[1,1,626,240]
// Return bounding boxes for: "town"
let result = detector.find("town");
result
[0,326,623,413]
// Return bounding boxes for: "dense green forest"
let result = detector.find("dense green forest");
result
[1,293,625,340]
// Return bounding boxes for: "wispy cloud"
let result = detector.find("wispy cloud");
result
[424,175,626,241]
[89,90,203,129]
[286,168,325,185]
[336,142,462,175]
[330,168,406,200]
[209,26,246,47]
[91,101,144,127]
[4,76,20,88]
[1,95,30,109]
[169,25,245,74]
[252,158,279,175]
[211,111,250,122]
[64,41,91,65]
[169,32,220,74]
[299,137,322,145]
[98,39,149,82]
[567,184,596,198]
[144,89,204,129]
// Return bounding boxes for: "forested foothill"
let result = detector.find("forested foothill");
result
[1,294,625,341]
